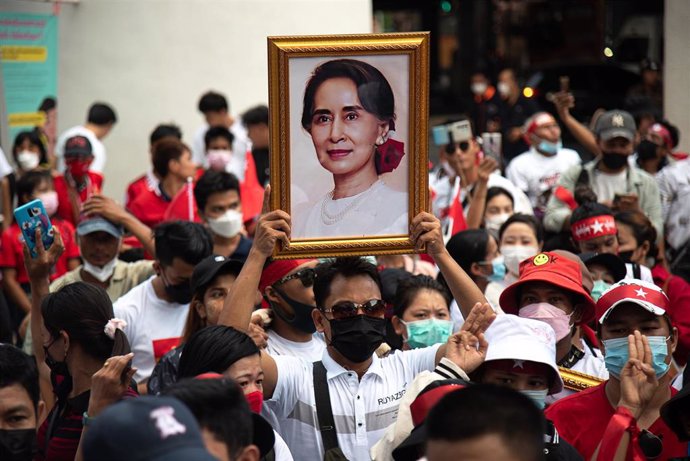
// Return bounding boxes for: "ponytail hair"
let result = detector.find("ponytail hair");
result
[42,282,130,360]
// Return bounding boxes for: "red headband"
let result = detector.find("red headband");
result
[597,284,669,317]
[571,215,617,242]
[649,123,673,149]
[258,259,313,293]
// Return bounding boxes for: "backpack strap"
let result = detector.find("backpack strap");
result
[313,361,340,453]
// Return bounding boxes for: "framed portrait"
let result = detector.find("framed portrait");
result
[268,32,430,259]
[559,367,605,392]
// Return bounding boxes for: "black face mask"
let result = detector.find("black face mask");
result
[328,315,386,363]
[270,287,317,334]
[43,337,69,377]
[601,152,628,170]
[637,139,660,162]
[618,250,634,263]
[0,429,37,461]
[161,272,193,304]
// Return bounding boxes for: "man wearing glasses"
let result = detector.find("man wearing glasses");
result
[258,258,325,362]
[218,196,492,460]
[546,280,688,460]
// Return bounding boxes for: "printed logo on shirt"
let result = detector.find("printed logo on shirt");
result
[378,387,407,406]
[152,337,181,362]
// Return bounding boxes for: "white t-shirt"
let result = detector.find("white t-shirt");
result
[273,430,294,461]
[547,338,609,404]
[266,345,440,461]
[55,125,107,173]
[191,119,251,181]
[0,147,13,178]
[266,330,326,363]
[658,159,690,250]
[591,169,627,203]
[293,180,408,239]
[624,263,654,283]
[113,277,190,382]
[506,147,581,209]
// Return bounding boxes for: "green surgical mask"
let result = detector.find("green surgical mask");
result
[403,318,453,349]
[591,280,611,302]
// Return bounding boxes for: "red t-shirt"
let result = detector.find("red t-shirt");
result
[545,382,688,460]
[127,187,170,229]
[125,172,159,209]
[54,172,104,226]
[0,219,80,284]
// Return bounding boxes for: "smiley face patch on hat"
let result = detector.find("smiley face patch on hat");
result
[533,253,550,266]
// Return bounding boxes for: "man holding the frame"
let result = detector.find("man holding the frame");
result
[218,189,493,460]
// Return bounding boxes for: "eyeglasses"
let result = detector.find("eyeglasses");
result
[274,268,316,288]
[444,141,470,155]
[322,299,386,320]
[639,429,662,459]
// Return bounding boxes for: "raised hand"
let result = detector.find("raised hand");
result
[82,195,128,224]
[477,157,498,183]
[461,302,496,336]
[445,330,489,374]
[87,353,137,417]
[410,211,445,256]
[618,331,659,418]
[252,185,291,257]
[23,226,65,281]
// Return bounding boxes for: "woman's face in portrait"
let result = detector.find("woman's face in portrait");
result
[308,77,390,177]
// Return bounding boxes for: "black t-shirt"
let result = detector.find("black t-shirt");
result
[252,147,270,187]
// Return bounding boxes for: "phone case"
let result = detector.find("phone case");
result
[432,125,450,146]
[449,121,472,143]
[13,199,54,258]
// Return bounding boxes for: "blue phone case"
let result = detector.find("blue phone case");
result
[13,199,54,258]
[432,125,450,146]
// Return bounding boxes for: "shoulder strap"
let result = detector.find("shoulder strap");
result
[313,361,340,452]
[632,263,641,280]
[575,163,589,187]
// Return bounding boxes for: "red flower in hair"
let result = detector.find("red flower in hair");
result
[375,138,405,175]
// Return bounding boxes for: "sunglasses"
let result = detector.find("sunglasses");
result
[274,267,316,288]
[444,141,470,155]
[322,299,386,320]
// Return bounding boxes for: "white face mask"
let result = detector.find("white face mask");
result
[17,150,40,170]
[497,82,511,98]
[83,257,118,283]
[485,213,512,234]
[500,244,539,276]
[207,209,243,238]
[471,82,488,95]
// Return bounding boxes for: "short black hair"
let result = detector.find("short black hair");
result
[154,221,213,267]
[0,344,40,411]
[570,201,613,228]
[38,97,56,112]
[12,130,48,165]
[194,170,241,212]
[149,124,182,145]
[151,139,190,178]
[177,326,259,379]
[393,275,451,318]
[498,213,544,244]
[164,378,253,460]
[242,105,269,127]
[426,385,545,461]
[198,91,229,113]
[16,169,52,205]
[446,229,491,275]
[659,119,680,148]
[204,126,235,150]
[313,257,383,309]
[485,186,514,207]
[87,102,117,125]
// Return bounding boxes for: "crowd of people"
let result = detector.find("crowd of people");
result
[1,59,690,461]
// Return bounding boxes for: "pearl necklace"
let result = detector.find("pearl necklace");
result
[320,180,381,225]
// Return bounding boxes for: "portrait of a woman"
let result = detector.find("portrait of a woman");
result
[291,58,409,238]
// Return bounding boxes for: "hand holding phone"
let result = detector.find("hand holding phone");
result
[14,199,54,258]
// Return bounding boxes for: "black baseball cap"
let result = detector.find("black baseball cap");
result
[64,135,93,157]
[83,396,216,461]
[579,252,627,283]
[191,254,244,293]
[594,110,636,142]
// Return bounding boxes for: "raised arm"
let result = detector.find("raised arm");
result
[411,211,487,318]
[552,91,600,156]
[465,158,498,229]
[82,195,155,256]
[217,186,290,398]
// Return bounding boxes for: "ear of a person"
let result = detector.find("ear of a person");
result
[469,262,484,278]
[391,315,405,337]
[312,309,327,333]
[237,444,261,461]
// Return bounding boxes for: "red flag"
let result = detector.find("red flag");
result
[163,178,200,223]
[447,178,467,236]
[240,150,265,224]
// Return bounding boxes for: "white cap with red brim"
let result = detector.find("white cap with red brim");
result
[596,280,669,324]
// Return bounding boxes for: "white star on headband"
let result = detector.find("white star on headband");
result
[590,219,604,234]
[635,288,647,299]
[513,360,525,369]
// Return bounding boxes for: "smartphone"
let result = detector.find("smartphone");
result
[559,75,570,93]
[432,125,451,146]
[449,120,472,143]
[14,199,54,258]
[481,132,503,164]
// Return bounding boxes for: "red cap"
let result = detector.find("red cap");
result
[596,280,669,324]
[409,383,464,427]
[258,259,314,293]
[499,252,596,323]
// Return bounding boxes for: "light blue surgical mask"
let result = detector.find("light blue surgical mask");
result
[591,280,611,302]
[602,335,671,379]
[480,256,506,283]
[537,139,562,156]
[521,389,548,410]
[403,318,453,349]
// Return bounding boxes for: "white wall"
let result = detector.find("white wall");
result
[665,0,690,153]
[1,0,373,198]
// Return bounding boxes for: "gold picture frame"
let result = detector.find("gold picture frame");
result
[268,32,430,259]
[559,367,605,392]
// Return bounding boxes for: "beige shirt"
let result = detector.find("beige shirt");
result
[50,259,155,302]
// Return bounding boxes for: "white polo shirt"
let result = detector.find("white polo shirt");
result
[266,344,441,460]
